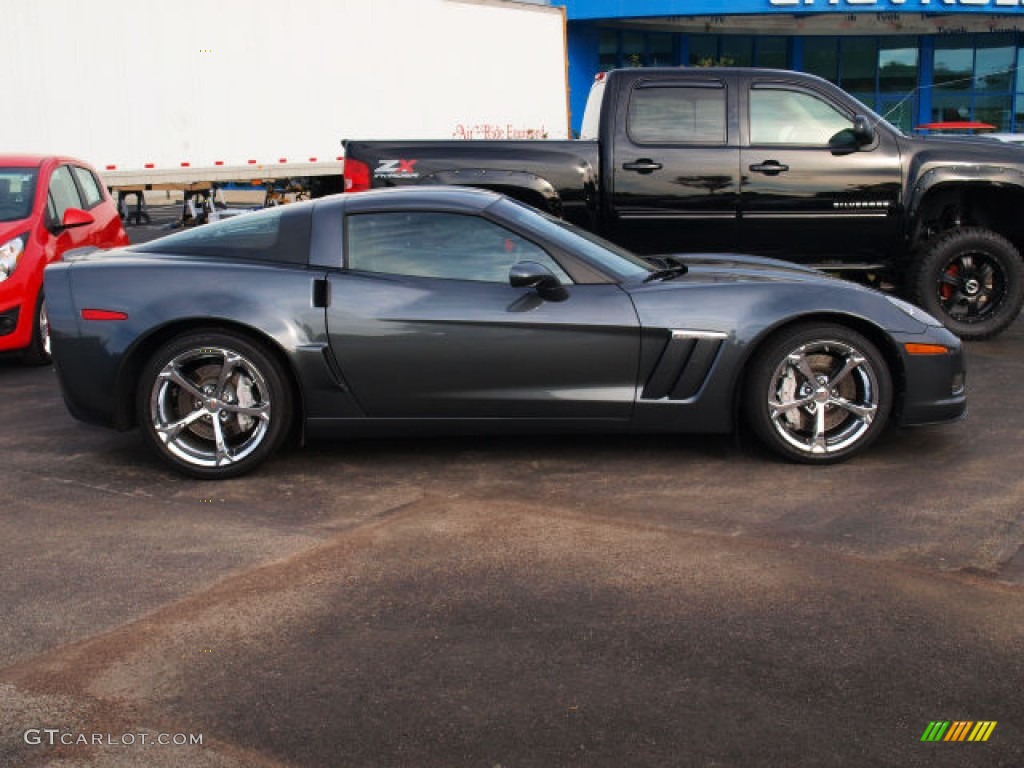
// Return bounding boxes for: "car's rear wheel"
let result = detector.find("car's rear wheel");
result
[744,324,892,463]
[137,331,291,478]
[21,291,51,366]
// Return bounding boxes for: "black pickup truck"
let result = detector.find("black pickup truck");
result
[343,67,1024,339]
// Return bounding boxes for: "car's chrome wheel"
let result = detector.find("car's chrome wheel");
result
[745,324,892,463]
[22,291,52,366]
[39,301,50,358]
[139,332,291,478]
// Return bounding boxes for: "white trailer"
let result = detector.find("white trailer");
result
[4,0,569,220]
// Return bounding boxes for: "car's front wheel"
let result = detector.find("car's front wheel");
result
[744,324,892,463]
[21,291,51,366]
[137,331,292,479]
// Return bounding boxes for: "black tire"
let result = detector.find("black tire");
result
[744,323,892,464]
[21,290,51,366]
[911,227,1024,340]
[137,331,292,479]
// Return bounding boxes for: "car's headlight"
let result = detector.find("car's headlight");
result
[0,233,27,282]
[884,295,944,327]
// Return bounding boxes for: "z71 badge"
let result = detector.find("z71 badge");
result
[374,159,420,179]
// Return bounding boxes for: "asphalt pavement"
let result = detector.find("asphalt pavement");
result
[0,214,1022,767]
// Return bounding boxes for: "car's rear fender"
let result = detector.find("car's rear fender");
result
[110,318,310,438]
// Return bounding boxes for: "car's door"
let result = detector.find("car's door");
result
[738,79,903,262]
[67,164,129,248]
[324,209,641,420]
[607,74,741,254]
[43,164,95,259]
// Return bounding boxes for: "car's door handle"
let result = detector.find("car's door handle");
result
[312,277,330,308]
[748,160,789,176]
[622,159,663,173]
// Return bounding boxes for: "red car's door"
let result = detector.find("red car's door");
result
[43,163,127,261]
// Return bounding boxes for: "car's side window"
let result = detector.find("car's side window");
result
[627,83,727,144]
[750,88,853,146]
[346,211,572,284]
[47,165,84,225]
[71,166,104,209]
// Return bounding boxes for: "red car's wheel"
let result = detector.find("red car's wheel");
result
[21,291,51,366]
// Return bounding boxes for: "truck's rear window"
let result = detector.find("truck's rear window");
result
[627,84,727,144]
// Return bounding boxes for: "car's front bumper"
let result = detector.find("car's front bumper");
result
[892,329,967,426]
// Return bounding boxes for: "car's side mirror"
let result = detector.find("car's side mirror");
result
[61,208,96,229]
[509,260,567,301]
[852,115,875,146]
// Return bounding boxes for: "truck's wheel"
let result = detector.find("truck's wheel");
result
[744,323,892,464]
[911,227,1024,340]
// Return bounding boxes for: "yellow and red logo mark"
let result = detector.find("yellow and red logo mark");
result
[921,721,997,742]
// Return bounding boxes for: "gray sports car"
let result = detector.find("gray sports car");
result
[44,187,966,478]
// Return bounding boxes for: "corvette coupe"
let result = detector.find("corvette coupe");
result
[44,187,966,478]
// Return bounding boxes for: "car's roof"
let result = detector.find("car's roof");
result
[0,155,48,167]
[0,154,92,168]
[338,185,503,213]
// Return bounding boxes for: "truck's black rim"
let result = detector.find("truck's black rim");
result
[937,252,1005,324]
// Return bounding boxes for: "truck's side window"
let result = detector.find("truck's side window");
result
[346,211,572,284]
[750,88,853,146]
[627,85,726,144]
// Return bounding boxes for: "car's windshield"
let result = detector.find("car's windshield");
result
[490,197,653,281]
[0,168,38,223]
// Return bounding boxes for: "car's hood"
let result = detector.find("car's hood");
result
[622,252,937,336]
[643,252,853,286]
[0,218,32,244]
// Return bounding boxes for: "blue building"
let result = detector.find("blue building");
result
[555,0,1024,135]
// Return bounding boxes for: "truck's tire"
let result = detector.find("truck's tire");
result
[911,227,1024,340]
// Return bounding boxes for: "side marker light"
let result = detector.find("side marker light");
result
[904,343,949,355]
[81,309,128,321]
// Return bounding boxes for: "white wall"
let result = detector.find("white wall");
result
[2,0,568,172]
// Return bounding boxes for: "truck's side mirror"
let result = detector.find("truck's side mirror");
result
[852,115,875,145]
[509,260,567,301]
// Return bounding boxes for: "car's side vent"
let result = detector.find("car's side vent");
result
[641,330,727,401]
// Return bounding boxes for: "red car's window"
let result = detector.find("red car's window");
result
[48,165,84,223]
[0,168,37,222]
[71,166,104,209]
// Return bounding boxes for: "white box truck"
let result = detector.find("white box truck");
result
[4,0,569,221]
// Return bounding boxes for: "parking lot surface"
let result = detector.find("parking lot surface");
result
[1,213,1022,767]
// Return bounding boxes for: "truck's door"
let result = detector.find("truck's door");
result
[738,76,903,264]
[608,74,740,255]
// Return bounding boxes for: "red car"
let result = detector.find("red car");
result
[0,155,129,364]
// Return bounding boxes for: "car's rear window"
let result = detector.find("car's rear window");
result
[135,205,311,265]
[0,167,38,223]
